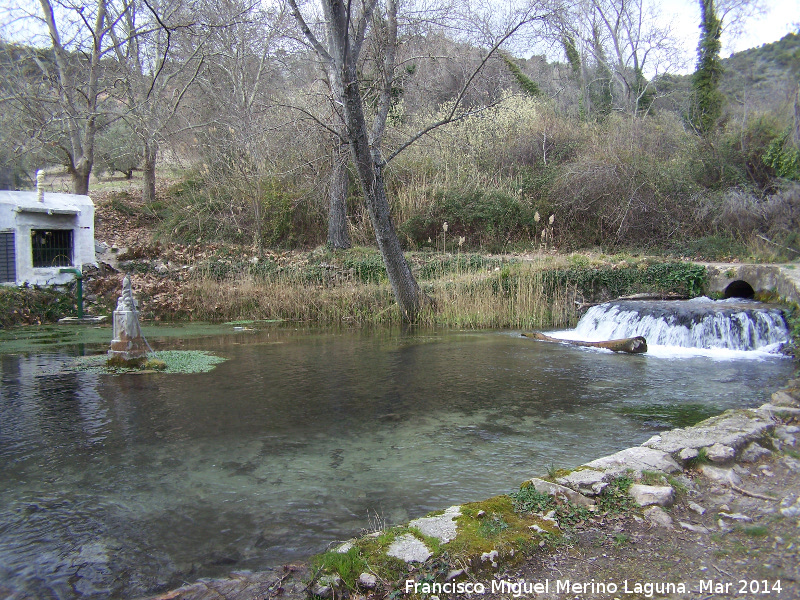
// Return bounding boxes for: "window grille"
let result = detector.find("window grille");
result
[0,232,15,282]
[31,229,73,267]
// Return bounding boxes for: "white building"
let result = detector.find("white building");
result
[0,190,96,286]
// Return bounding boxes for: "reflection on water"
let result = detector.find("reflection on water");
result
[0,328,793,598]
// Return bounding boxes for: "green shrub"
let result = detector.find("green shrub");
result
[399,188,537,251]
[764,129,800,180]
[542,261,706,301]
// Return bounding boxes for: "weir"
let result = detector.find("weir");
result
[570,298,789,352]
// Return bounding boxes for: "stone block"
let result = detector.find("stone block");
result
[555,469,608,496]
[585,446,681,475]
[740,442,771,462]
[643,506,673,528]
[628,484,674,507]
[700,465,742,486]
[642,410,772,454]
[387,534,432,563]
[408,506,461,543]
[526,478,595,507]
[705,443,735,463]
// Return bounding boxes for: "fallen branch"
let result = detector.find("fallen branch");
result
[730,484,777,501]
[521,332,648,354]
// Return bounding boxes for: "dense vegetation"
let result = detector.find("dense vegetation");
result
[2,0,799,262]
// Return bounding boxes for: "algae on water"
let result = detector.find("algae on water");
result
[74,350,226,374]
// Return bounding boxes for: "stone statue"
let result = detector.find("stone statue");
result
[109,275,149,361]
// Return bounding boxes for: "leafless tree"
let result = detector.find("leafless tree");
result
[286,0,555,320]
[5,0,116,194]
[106,0,209,203]
[566,0,685,117]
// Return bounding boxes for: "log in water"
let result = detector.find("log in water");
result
[522,332,648,354]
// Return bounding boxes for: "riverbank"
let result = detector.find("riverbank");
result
[144,379,800,600]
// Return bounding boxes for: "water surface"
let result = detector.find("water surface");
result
[0,326,793,598]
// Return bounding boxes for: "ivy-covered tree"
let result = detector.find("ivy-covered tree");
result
[691,0,724,135]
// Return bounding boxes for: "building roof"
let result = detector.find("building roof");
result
[0,191,94,215]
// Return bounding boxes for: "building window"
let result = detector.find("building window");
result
[31,229,73,267]
[0,231,15,282]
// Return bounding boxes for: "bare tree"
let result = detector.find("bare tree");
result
[106,0,208,203]
[286,0,554,320]
[33,0,113,194]
[566,0,684,117]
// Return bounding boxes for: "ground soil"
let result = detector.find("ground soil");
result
[485,443,800,600]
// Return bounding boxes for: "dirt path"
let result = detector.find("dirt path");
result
[485,442,800,600]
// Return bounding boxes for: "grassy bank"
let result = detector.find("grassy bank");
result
[1,250,708,330]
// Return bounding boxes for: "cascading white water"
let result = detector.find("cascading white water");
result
[567,298,789,352]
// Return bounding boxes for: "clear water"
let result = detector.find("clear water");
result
[0,326,793,599]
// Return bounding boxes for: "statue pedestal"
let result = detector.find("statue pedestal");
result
[109,309,149,360]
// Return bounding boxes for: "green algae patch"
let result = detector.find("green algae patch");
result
[74,350,226,374]
[449,496,559,563]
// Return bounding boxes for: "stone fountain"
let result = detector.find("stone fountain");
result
[108,275,150,361]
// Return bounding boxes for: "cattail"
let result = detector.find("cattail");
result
[534,211,540,223]
[549,214,555,225]
[443,222,448,233]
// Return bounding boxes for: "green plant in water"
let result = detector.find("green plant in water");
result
[75,350,226,374]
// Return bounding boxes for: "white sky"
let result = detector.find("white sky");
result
[664,0,800,73]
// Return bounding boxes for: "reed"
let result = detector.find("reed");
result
[181,252,580,330]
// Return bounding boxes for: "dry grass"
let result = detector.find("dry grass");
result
[181,255,579,329]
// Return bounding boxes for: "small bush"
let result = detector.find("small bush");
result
[399,188,537,251]
[0,284,78,327]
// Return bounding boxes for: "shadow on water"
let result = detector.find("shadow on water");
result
[0,325,794,599]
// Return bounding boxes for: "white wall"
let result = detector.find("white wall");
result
[0,191,96,286]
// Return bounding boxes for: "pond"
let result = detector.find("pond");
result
[0,324,794,599]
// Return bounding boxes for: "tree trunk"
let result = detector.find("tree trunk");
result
[70,160,91,195]
[328,141,351,249]
[522,332,648,354]
[142,140,158,204]
[341,79,424,321]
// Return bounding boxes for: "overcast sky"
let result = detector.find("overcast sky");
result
[664,0,800,73]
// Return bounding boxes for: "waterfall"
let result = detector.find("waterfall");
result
[567,298,789,352]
